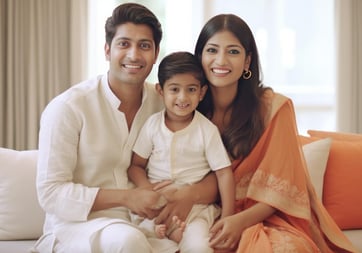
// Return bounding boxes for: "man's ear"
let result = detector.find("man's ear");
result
[200,85,208,101]
[105,43,110,61]
[155,83,164,96]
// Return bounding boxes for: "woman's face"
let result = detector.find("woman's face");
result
[201,30,251,89]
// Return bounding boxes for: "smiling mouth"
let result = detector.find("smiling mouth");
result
[176,103,189,109]
[122,64,143,69]
[212,68,230,74]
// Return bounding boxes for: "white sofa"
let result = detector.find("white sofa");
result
[0,131,361,252]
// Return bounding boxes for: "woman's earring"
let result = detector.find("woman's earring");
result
[242,69,252,80]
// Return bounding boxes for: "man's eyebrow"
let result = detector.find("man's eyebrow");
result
[113,37,130,42]
[113,37,153,43]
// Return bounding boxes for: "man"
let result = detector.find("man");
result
[34,3,217,252]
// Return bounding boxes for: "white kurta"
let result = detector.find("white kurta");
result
[134,109,231,185]
[34,74,167,252]
[131,110,231,251]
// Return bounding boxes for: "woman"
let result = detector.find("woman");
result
[195,14,358,253]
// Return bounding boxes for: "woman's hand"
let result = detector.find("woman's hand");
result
[209,214,244,251]
[209,202,276,251]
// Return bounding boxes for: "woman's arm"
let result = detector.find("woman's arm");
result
[209,202,276,250]
[154,172,218,227]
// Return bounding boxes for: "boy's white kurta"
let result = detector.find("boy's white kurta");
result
[134,109,231,185]
[131,109,230,252]
[34,74,178,252]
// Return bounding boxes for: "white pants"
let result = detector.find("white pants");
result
[132,204,219,253]
[33,218,178,253]
[91,223,153,253]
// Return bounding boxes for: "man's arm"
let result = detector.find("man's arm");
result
[92,187,164,219]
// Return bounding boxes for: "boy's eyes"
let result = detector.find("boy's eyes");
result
[169,87,179,92]
[167,87,198,92]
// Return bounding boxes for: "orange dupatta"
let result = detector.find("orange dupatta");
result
[233,92,357,253]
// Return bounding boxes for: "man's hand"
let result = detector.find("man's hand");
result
[127,188,166,219]
[154,185,194,228]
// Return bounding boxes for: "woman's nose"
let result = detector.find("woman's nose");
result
[215,52,227,65]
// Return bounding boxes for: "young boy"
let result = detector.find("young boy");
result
[127,51,235,252]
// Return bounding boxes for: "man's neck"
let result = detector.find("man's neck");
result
[108,75,144,106]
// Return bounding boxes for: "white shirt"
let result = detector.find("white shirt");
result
[133,110,231,185]
[37,74,163,231]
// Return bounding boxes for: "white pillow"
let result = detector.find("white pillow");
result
[302,138,331,199]
[0,148,44,240]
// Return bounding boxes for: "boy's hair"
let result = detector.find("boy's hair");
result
[105,3,162,51]
[158,51,206,88]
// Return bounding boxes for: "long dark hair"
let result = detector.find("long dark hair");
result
[195,14,268,159]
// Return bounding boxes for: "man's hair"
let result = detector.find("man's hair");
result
[105,3,162,51]
[158,51,206,88]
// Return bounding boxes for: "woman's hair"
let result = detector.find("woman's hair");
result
[105,3,162,52]
[158,51,206,88]
[195,14,268,159]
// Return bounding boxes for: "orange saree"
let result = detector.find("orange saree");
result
[232,92,357,253]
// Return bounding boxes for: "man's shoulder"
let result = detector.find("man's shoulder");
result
[142,81,164,111]
[43,75,103,115]
[53,75,103,103]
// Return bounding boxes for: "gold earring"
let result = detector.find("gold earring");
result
[242,70,252,80]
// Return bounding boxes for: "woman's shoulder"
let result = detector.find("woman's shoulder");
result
[262,88,289,104]
[262,89,291,123]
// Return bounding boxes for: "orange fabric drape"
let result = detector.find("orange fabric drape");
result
[233,92,358,252]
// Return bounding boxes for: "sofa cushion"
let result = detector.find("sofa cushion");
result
[0,148,44,240]
[308,130,362,142]
[299,137,332,200]
[306,131,362,230]
[322,138,362,229]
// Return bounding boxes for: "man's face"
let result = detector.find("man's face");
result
[105,22,159,87]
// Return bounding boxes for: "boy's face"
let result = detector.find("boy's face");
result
[105,22,159,87]
[156,73,207,120]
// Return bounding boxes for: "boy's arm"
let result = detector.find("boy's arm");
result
[215,166,235,218]
[127,152,152,188]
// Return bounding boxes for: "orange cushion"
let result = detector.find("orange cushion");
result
[307,130,362,142]
[301,133,362,229]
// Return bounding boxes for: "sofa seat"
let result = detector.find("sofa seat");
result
[0,240,37,253]
[1,129,362,252]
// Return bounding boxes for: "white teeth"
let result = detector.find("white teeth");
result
[124,64,142,69]
[177,104,188,108]
[212,68,230,74]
